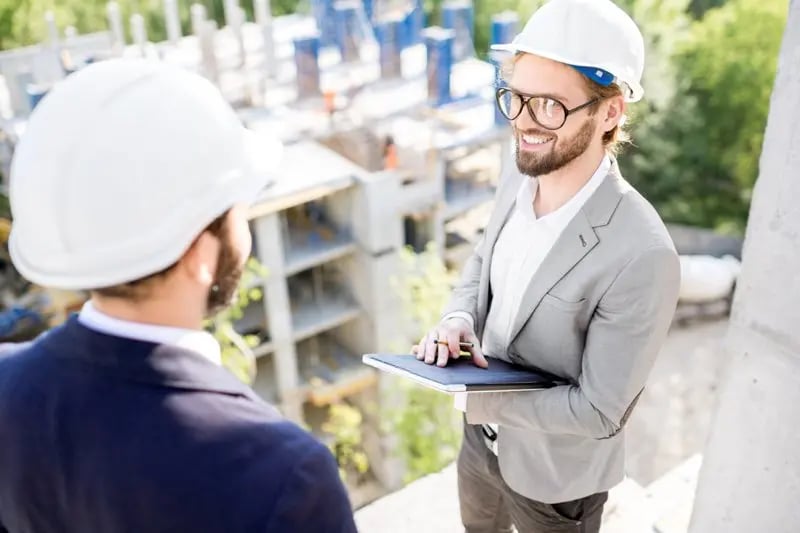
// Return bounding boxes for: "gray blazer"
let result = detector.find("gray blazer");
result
[444,159,681,504]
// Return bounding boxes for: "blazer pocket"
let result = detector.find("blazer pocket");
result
[541,292,586,312]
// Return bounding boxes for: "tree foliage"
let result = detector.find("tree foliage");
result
[0,0,302,51]
[205,256,268,384]
[386,243,463,483]
[622,0,788,233]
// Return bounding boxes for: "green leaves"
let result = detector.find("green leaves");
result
[0,0,303,51]
[386,243,463,483]
[322,402,370,481]
[622,0,788,234]
[205,256,269,385]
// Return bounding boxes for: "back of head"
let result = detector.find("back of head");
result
[8,59,281,291]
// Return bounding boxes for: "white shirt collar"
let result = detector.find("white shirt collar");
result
[78,302,222,366]
[517,155,612,226]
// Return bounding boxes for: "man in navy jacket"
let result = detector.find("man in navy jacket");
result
[0,59,358,533]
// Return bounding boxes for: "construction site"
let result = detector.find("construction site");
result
[0,0,519,505]
[0,0,754,524]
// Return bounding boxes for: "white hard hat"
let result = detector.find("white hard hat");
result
[8,58,282,290]
[492,0,645,102]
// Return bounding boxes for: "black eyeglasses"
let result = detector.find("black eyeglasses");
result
[495,87,600,131]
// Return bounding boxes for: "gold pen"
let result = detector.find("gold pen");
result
[432,340,475,349]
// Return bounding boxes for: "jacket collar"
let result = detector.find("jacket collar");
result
[39,316,259,400]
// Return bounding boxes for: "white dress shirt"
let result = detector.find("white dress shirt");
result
[451,156,611,435]
[78,301,222,366]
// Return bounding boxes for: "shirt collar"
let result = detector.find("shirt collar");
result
[516,155,612,226]
[78,302,222,367]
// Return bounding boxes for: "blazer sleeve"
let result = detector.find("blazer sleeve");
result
[464,245,681,439]
[441,233,485,326]
[264,443,358,533]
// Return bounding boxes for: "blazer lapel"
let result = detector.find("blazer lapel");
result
[507,162,627,344]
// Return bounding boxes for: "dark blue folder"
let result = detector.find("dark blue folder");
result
[362,354,567,392]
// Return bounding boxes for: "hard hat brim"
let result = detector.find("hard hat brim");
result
[490,43,644,103]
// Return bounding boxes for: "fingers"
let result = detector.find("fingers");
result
[435,337,450,367]
[424,333,438,365]
[447,329,461,360]
[413,333,432,361]
[465,331,488,368]
[415,322,486,368]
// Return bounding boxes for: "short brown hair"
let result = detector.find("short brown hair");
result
[91,211,230,301]
[500,53,630,155]
[582,77,630,155]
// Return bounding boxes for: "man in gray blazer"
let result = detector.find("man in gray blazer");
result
[413,1,681,531]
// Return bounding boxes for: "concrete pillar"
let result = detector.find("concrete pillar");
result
[44,10,59,47]
[107,2,125,48]
[190,3,207,37]
[255,0,276,76]
[251,214,303,423]
[689,3,800,531]
[223,0,242,32]
[130,14,148,57]
[197,20,220,83]
[164,0,182,45]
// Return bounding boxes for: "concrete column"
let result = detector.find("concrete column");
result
[164,0,182,45]
[223,0,243,39]
[254,0,276,76]
[197,20,220,83]
[130,14,148,57]
[107,2,125,48]
[44,10,59,47]
[251,214,302,422]
[689,3,800,531]
[190,3,206,36]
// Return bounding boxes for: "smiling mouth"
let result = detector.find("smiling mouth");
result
[519,132,554,149]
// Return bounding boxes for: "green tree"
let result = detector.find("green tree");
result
[623,0,788,233]
[322,402,370,483]
[205,256,268,384]
[0,0,302,51]
[385,243,463,483]
[687,0,727,18]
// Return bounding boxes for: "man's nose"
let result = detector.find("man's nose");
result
[514,106,537,131]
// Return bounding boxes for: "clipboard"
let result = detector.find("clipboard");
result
[362,353,568,393]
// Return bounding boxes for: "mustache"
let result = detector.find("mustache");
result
[514,128,556,139]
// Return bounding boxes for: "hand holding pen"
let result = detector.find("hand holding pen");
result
[411,316,488,368]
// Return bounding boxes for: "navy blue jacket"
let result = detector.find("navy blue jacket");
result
[0,317,358,533]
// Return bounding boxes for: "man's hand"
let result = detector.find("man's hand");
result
[411,317,488,368]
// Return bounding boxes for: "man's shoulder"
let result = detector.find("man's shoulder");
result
[0,339,43,377]
[210,398,330,464]
[611,177,676,253]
